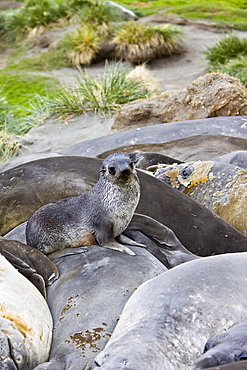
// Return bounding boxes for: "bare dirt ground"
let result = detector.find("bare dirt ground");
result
[1,2,247,155]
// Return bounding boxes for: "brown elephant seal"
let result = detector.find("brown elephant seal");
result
[26,153,140,255]
[0,253,53,369]
[214,150,247,169]
[149,160,247,236]
[2,156,247,256]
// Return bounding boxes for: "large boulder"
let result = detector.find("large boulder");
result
[113,73,247,130]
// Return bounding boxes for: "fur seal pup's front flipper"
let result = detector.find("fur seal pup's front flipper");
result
[125,213,199,268]
[0,237,59,297]
[95,220,136,255]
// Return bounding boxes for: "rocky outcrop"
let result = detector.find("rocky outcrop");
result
[113,73,247,130]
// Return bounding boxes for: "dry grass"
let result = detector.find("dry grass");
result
[112,21,184,63]
[126,64,160,92]
[0,132,20,163]
[66,25,101,65]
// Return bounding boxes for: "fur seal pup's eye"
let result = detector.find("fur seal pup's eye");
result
[109,166,116,175]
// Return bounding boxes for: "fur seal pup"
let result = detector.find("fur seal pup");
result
[93,253,247,370]
[26,153,140,255]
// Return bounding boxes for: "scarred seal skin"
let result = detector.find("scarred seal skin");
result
[92,253,247,370]
[0,253,53,369]
[32,244,167,369]
[26,153,140,255]
[150,160,247,236]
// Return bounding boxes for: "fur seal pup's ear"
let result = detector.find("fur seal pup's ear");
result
[129,152,140,165]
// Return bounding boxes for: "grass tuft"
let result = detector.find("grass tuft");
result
[204,34,247,87]
[40,61,152,119]
[205,33,247,68]
[0,131,20,164]
[64,25,101,65]
[112,21,184,63]
[214,56,247,87]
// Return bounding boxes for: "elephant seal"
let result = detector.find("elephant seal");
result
[0,253,53,369]
[189,320,247,369]
[2,156,247,256]
[32,244,167,369]
[93,252,247,370]
[100,151,182,170]
[0,236,59,297]
[26,153,140,255]
[205,362,247,369]
[214,150,247,169]
[150,160,247,236]
[60,116,247,159]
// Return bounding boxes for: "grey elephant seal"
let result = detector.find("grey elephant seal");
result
[93,252,247,370]
[26,153,140,255]
[32,244,166,369]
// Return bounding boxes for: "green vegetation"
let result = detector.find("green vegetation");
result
[205,34,247,87]
[0,73,60,119]
[217,56,247,87]
[116,0,247,30]
[64,26,101,65]
[205,34,247,67]
[40,61,152,118]
[0,73,60,162]
[5,46,72,72]
[0,0,245,162]
[112,21,184,63]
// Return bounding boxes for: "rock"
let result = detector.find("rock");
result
[113,73,247,130]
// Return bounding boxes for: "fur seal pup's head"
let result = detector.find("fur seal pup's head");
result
[99,152,139,184]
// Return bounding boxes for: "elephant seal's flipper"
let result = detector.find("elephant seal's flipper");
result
[33,357,66,370]
[126,213,199,268]
[189,320,247,369]
[0,237,59,296]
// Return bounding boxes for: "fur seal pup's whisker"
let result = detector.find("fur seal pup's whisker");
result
[117,234,147,248]
[26,153,141,255]
[104,241,136,256]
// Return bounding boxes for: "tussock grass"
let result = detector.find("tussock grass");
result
[65,26,101,65]
[40,61,152,119]
[205,34,247,68]
[0,132,20,164]
[1,0,68,41]
[213,56,247,88]
[205,34,247,87]
[76,0,125,31]
[112,21,184,63]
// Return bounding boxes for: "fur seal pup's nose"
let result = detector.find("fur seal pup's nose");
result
[26,152,141,255]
